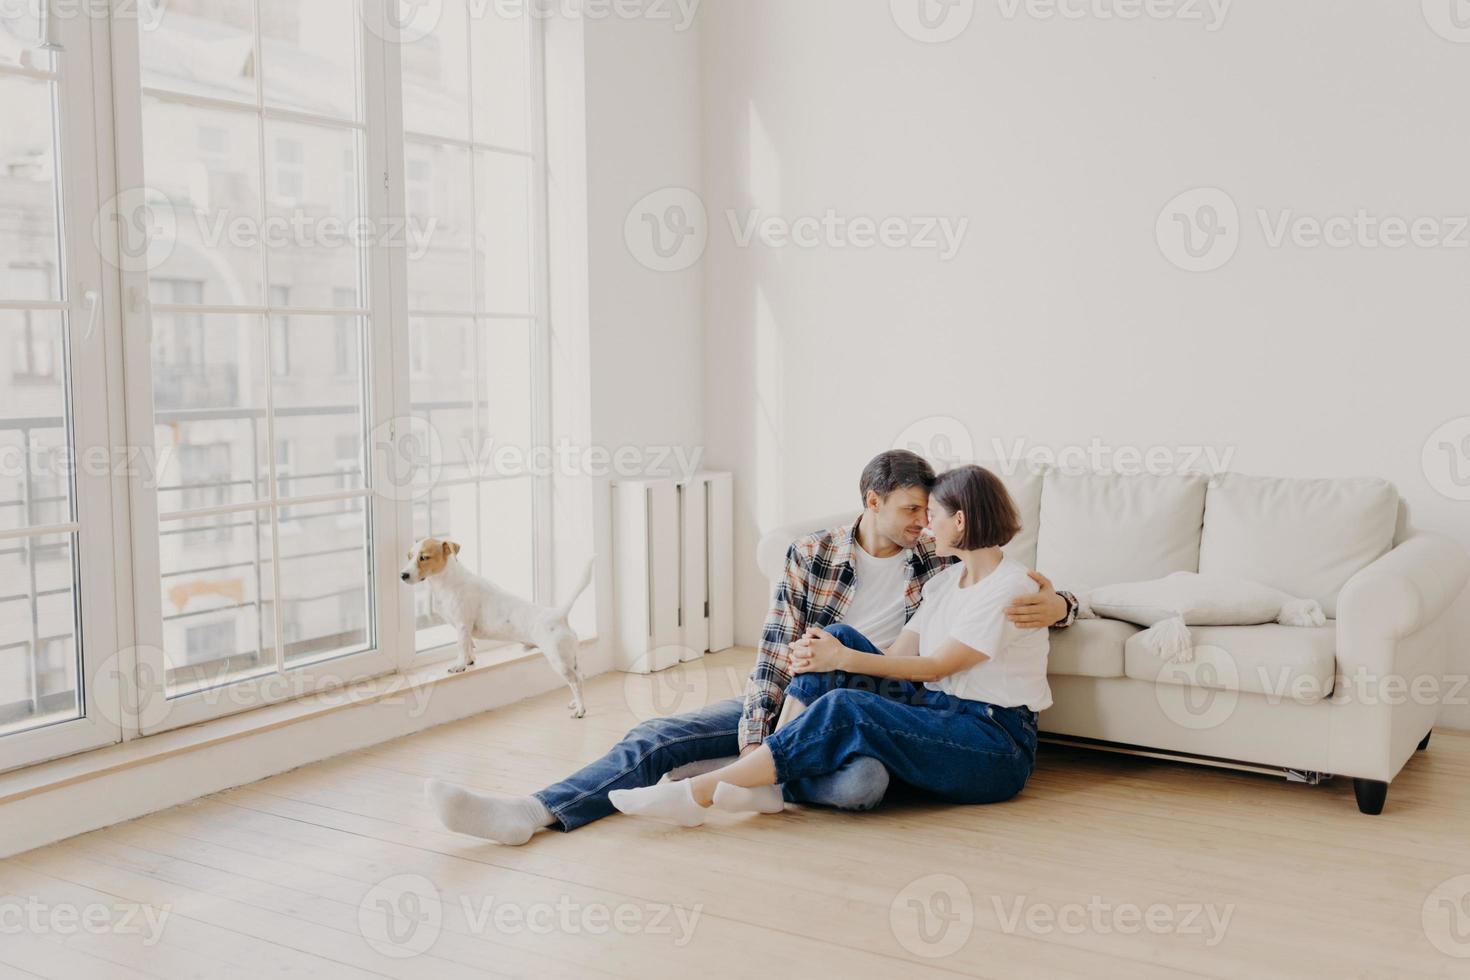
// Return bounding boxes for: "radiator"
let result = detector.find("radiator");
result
[612,472,734,673]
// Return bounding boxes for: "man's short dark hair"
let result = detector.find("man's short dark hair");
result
[930,465,1020,550]
[859,450,937,508]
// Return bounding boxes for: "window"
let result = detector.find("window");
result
[132,0,380,724]
[401,1,544,651]
[0,1,552,766]
[0,11,123,770]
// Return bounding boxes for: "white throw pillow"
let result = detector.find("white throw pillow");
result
[1077,571,1326,663]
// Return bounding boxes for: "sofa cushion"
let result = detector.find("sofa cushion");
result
[1124,623,1336,705]
[976,461,1042,569]
[1197,474,1398,618]
[1036,472,1208,591]
[1047,618,1138,678]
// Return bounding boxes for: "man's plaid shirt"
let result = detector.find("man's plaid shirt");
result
[738,514,1078,749]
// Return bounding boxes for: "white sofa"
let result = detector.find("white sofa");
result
[756,468,1470,814]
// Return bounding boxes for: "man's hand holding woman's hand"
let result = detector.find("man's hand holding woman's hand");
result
[789,627,847,675]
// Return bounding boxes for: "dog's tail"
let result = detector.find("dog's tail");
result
[552,557,596,622]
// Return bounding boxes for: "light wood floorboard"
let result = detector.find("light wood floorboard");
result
[3,648,1467,978]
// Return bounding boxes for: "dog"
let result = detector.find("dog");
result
[401,538,594,718]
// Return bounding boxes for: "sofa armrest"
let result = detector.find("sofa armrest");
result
[1335,532,1470,666]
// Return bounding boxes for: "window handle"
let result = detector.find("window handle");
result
[80,288,100,341]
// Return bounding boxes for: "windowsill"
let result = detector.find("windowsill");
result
[0,641,544,807]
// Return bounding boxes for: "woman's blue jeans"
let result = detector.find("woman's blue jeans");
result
[769,624,1039,805]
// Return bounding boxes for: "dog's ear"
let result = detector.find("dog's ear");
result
[443,539,461,558]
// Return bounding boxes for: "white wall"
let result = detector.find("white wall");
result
[696,1,1470,726]
[544,8,705,667]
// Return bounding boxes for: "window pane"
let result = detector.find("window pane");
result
[0,9,51,72]
[479,318,533,457]
[271,315,366,499]
[475,151,532,313]
[0,532,80,735]
[143,98,265,306]
[276,497,373,668]
[260,0,360,120]
[0,311,71,532]
[479,478,534,601]
[0,75,61,303]
[470,8,531,150]
[410,317,477,482]
[400,0,470,141]
[160,512,272,697]
[140,0,256,105]
[263,120,363,309]
[405,142,474,312]
[151,312,267,514]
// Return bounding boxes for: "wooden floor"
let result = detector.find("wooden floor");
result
[3,648,1469,979]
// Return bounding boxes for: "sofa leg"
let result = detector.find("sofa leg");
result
[1353,778,1389,815]
[1418,731,1432,752]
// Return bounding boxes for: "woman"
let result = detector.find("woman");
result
[609,464,1051,825]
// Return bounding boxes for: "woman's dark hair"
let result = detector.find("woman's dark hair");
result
[930,465,1020,550]
[859,450,937,507]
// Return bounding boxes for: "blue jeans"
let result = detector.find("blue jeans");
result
[533,696,889,831]
[771,624,1038,805]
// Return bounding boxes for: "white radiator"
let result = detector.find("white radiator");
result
[612,472,734,673]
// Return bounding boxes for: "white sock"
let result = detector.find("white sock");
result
[426,779,553,845]
[667,756,738,781]
[712,782,785,814]
[608,781,709,827]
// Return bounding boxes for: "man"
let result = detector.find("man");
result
[427,450,1077,844]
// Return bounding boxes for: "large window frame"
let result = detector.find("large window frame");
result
[0,7,125,772]
[0,0,554,767]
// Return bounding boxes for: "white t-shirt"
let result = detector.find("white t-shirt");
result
[902,556,1052,710]
[841,541,911,649]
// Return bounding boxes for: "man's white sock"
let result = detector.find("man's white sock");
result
[608,781,709,827]
[426,779,554,845]
[711,782,785,814]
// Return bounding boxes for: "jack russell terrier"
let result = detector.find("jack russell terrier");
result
[401,538,593,717]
